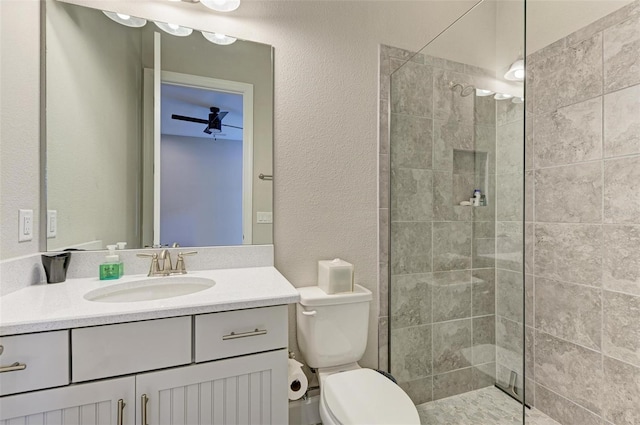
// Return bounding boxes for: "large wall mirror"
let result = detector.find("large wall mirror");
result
[44,0,273,251]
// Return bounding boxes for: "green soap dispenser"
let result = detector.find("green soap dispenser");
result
[100,245,123,280]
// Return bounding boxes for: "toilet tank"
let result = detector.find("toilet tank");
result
[296,284,372,369]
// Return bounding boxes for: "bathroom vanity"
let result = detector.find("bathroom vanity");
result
[0,267,298,424]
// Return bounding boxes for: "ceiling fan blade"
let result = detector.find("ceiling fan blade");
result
[218,111,229,120]
[222,124,243,130]
[172,114,208,124]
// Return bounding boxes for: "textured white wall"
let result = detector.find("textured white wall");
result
[0,0,42,259]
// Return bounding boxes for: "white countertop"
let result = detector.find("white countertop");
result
[0,267,299,336]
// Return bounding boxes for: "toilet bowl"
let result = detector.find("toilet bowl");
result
[296,285,420,425]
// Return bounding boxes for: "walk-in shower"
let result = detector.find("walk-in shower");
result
[382,0,640,424]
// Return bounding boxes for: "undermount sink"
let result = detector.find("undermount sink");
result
[84,276,215,303]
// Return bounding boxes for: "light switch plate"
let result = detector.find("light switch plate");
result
[47,210,57,238]
[18,209,33,242]
[257,211,273,224]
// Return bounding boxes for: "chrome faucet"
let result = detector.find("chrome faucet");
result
[137,250,198,277]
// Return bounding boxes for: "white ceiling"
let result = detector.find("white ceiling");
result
[161,83,243,141]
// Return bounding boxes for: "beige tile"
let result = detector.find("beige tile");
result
[496,269,524,323]
[535,331,603,415]
[391,168,433,222]
[534,385,602,425]
[390,273,432,329]
[534,223,603,287]
[604,156,640,223]
[535,162,603,223]
[391,324,432,382]
[533,97,602,168]
[379,262,389,316]
[475,95,496,126]
[399,375,433,405]
[603,291,640,367]
[432,222,472,272]
[496,172,523,222]
[497,122,524,175]
[390,221,432,275]
[604,84,640,157]
[379,99,389,155]
[496,317,523,376]
[472,363,496,390]
[603,224,640,296]
[391,59,433,116]
[432,367,474,400]
[533,33,603,114]
[433,68,474,123]
[472,316,495,365]
[535,278,602,350]
[432,271,471,323]
[603,356,640,425]
[379,153,389,209]
[378,316,389,372]
[497,100,525,127]
[472,269,495,317]
[604,14,640,92]
[390,113,433,169]
[433,319,472,374]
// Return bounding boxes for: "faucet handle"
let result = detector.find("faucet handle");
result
[175,251,198,274]
[137,253,160,276]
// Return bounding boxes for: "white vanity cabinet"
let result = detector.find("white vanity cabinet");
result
[137,349,287,425]
[0,377,135,425]
[0,305,289,425]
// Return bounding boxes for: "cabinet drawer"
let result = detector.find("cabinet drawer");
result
[0,331,69,396]
[72,316,191,382]
[195,306,287,362]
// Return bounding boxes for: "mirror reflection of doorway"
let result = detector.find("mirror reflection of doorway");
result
[160,83,244,246]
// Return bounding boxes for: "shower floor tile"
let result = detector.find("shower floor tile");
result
[417,387,560,425]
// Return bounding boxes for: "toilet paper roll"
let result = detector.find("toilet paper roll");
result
[288,359,308,401]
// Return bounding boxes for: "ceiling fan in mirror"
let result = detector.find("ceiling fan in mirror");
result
[171,106,242,139]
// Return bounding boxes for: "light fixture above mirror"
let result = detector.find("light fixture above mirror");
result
[155,21,194,36]
[102,11,147,28]
[504,59,525,81]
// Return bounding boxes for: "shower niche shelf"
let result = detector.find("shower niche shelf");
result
[452,149,489,206]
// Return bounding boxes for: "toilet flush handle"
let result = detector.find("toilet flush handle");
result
[302,310,317,316]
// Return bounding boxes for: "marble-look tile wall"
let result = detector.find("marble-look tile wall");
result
[494,99,526,401]
[525,2,640,424]
[379,45,500,404]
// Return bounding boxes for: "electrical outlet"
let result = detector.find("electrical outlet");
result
[257,212,273,224]
[47,210,57,238]
[18,209,33,242]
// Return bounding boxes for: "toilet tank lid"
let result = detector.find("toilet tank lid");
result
[297,284,372,307]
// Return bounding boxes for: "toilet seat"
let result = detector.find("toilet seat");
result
[321,368,420,425]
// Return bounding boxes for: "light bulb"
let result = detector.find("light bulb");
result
[200,0,241,12]
[154,21,193,36]
[102,11,147,28]
[514,69,525,80]
[202,31,237,45]
[475,89,494,97]
[494,93,514,100]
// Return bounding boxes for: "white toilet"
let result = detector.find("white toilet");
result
[296,284,420,425]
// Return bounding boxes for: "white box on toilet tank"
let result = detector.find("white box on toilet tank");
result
[317,259,354,294]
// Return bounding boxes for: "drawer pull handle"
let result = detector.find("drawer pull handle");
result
[141,394,149,425]
[0,362,27,373]
[302,310,317,316]
[117,399,125,425]
[222,328,267,340]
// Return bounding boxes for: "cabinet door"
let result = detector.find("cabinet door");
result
[0,376,135,425]
[136,349,287,425]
